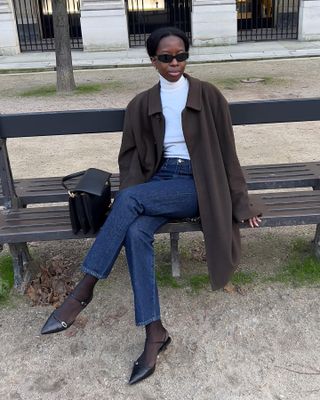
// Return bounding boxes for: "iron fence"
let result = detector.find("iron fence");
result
[13,0,82,51]
[237,0,300,41]
[126,0,191,47]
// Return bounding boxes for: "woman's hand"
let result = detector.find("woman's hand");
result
[245,216,262,228]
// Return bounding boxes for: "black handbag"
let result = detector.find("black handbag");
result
[62,168,112,234]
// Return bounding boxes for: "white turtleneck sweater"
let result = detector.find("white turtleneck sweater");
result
[159,74,190,159]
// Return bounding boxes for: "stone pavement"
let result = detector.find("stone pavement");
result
[0,40,320,71]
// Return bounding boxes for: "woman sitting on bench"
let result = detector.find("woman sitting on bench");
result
[41,26,261,385]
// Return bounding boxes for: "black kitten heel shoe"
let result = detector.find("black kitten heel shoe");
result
[41,292,93,335]
[128,335,172,385]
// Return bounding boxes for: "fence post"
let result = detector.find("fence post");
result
[0,0,20,55]
[192,0,237,46]
[80,0,129,51]
[298,0,320,41]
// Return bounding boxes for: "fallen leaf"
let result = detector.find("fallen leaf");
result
[223,282,245,295]
[25,257,75,306]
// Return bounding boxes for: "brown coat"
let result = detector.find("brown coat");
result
[118,74,259,290]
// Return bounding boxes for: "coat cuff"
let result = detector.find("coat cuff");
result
[232,194,263,222]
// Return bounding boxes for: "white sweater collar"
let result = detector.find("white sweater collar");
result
[159,74,187,91]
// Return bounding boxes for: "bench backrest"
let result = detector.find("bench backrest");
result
[1,98,320,138]
[0,98,320,208]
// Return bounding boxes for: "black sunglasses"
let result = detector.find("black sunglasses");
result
[155,52,189,63]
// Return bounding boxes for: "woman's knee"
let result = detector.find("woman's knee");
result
[124,218,154,246]
[114,186,142,211]
[115,186,134,202]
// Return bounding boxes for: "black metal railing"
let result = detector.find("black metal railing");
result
[237,0,300,41]
[126,0,191,47]
[13,0,83,51]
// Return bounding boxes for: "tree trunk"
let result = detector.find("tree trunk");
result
[52,0,76,92]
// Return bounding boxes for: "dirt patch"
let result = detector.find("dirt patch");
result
[0,58,320,399]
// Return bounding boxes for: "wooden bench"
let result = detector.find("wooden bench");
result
[1,98,320,290]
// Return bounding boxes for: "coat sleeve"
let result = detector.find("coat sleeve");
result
[211,87,261,222]
[118,105,144,190]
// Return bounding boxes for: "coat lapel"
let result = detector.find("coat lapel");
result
[185,74,202,111]
[148,82,162,116]
[148,83,165,163]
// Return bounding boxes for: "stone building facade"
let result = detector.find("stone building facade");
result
[1,0,320,55]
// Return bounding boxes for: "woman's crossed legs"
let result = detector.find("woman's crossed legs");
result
[41,159,198,382]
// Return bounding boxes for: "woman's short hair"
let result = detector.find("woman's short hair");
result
[146,27,190,57]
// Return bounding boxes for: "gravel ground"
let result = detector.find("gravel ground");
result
[0,57,320,400]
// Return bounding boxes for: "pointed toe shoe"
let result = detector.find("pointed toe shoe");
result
[41,292,92,335]
[128,336,172,385]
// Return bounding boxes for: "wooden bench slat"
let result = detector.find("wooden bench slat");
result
[0,206,88,242]
[242,161,320,190]
[1,99,320,139]
[244,162,320,171]
[1,190,320,244]
[0,174,120,205]
[1,162,319,206]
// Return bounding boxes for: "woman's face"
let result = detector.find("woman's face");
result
[151,35,187,82]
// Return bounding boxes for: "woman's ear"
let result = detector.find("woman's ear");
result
[150,57,157,69]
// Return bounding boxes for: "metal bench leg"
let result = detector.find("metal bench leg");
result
[8,243,32,292]
[170,232,180,277]
[314,224,320,260]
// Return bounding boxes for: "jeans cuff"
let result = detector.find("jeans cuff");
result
[136,315,161,326]
[81,266,105,280]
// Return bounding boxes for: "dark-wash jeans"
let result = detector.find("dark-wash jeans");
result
[82,158,198,325]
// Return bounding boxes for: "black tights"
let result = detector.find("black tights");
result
[56,274,167,367]
[54,274,98,324]
[140,320,167,367]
